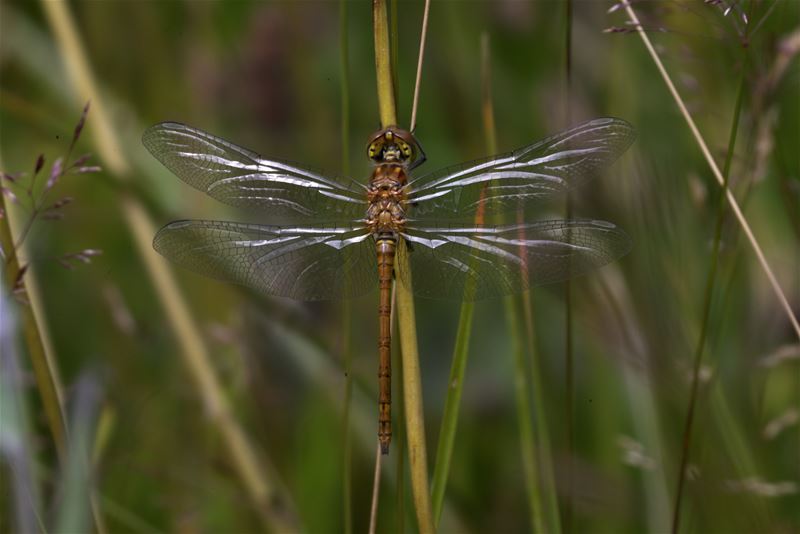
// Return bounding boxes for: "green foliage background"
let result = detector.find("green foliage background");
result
[1,1,798,532]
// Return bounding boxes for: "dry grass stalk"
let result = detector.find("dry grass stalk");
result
[622,2,800,341]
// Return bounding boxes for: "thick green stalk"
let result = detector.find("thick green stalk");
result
[671,29,750,534]
[373,0,397,128]
[372,1,433,532]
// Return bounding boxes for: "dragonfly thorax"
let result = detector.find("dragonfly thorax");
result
[367,163,408,235]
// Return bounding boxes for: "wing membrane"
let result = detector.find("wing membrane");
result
[143,122,366,221]
[153,220,376,300]
[398,220,631,300]
[407,118,635,219]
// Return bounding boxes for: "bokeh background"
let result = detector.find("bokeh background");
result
[1,1,798,533]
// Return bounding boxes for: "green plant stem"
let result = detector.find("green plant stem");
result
[1,182,68,463]
[373,2,433,531]
[671,37,750,534]
[521,292,562,534]
[373,0,397,128]
[392,296,407,534]
[431,301,473,525]
[507,300,545,533]
[395,273,434,534]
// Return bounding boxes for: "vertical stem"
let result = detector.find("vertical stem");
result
[395,266,434,534]
[430,300,474,525]
[373,0,397,127]
[507,298,546,533]
[372,2,434,532]
[671,35,750,534]
[368,442,383,534]
[1,192,68,464]
[392,285,406,534]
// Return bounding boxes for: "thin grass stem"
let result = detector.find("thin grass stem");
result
[672,24,750,533]
[1,191,68,462]
[521,291,562,534]
[410,0,431,131]
[39,1,298,530]
[368,441,383,534]
[623,2,800,341]
[430,299,474,525]
[479,33,546,533]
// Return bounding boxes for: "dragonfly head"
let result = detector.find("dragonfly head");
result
[367,126,426,170]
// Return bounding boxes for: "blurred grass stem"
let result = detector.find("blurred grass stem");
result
[368,441,383,534]
[623,2,800,340]
[1,191,68,462]
[671,23,750,534]
[39,1,297,530]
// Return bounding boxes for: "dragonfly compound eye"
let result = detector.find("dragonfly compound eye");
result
[368,142,380,159]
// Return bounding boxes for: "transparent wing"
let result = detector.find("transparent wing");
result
[407,118,635,219]
[153,220,376,300]
[398,220,631,300]
[143,122,366,221]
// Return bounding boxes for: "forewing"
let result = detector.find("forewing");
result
[407,118,635,219]
[143,122,366,221]
[398,220,631,300]
[153,220,376,300]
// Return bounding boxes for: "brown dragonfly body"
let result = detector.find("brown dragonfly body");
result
[364,127,419,452]
[144,117,635,455]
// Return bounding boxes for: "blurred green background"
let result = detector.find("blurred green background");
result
[1,1,798,533]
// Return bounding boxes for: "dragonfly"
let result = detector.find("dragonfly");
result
[143,117,635,454]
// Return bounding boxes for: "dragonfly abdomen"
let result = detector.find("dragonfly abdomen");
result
[376,237,395,454]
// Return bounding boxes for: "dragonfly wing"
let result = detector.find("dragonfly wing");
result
[143,122,366,221]
[398,220,631,300]
[407,118,635,219]
[154,220,376,300]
